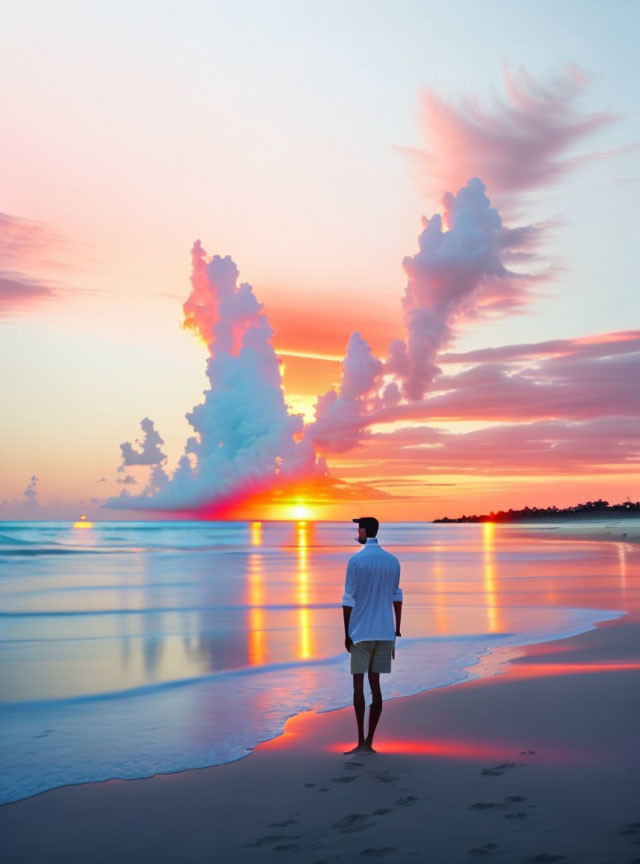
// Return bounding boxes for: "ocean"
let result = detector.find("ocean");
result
[0,519,634,804]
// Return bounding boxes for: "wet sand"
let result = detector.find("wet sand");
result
[513,519,640,546]
[2,611,640,863]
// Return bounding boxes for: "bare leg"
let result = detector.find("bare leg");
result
[344,674,369,754]
[365,671,382,751]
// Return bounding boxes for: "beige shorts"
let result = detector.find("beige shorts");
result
[350,639,395,674]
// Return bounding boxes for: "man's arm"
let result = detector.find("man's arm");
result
[343,605,353,652]
[393,561,403,637]
[342,559,357,652]
[393,600,402,637]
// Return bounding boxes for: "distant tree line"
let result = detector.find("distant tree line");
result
[433,499,640,523]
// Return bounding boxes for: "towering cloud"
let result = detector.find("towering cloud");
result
[308,68,625,456]
[309,332,384,453]
[309,177,539,449]
[107,244,322,512]
[390,178,538,400]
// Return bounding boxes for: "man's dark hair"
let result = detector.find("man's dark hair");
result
[353,516,379,537]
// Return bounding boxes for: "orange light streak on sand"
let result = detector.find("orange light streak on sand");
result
[328,738,520,759]
[247,551,265,666]
[508,661,640,680]
[297,521,312,659]
[482,523,501,633]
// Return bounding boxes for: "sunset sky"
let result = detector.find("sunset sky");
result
[1,0,639,521]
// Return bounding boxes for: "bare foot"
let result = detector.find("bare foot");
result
[344,743,377,755]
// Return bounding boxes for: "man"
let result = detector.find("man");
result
[342,516,403,754]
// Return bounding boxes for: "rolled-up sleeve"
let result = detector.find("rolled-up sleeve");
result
[341,559,357,607]
[392,563,403,601]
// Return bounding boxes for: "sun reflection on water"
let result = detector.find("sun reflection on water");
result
[482,522,501,633]
[250,521,262,547]
[297,521,312,659]
[433,554,450,635]
[618,542,628,599]
[248,550,265,666]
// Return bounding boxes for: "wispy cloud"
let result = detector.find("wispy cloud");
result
[412,65,618,206]
[364,415,639,476]
[0,212,77,316]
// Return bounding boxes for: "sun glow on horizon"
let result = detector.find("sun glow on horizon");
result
[72,515,93,528]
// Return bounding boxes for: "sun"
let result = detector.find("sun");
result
[72,514,93,528]
[291,502,313,521]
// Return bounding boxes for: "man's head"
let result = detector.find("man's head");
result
[352,516,379,544]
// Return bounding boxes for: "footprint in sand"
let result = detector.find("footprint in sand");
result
[374,770,398,783]
[470,802,505,811]
[332,814,376,834]
[395,795,419,807]
[271,819,298,827]
[620,822,640,842]
[466,842,501,856]
[345,762,365,770]
[273,843,300,851]
[505,796,527,803]
[244,834,285,847]
[373,808,392,816]
[504,812,527,820]
[331,776,357,783]
[481,763,516,776]
[524,854,565,863]
[359,847,398,858]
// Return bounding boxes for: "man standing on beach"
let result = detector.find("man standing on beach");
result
[342,516,403,754]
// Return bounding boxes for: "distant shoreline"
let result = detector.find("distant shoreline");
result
[433,501,640,523]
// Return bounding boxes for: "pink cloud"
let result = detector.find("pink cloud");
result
[0,212,65,265]
[375,335,640,424]
[363,415,640,475]
[0,212,76,315]
[413,65,617,205]
[440,330,640,364]
[0,271,57,313]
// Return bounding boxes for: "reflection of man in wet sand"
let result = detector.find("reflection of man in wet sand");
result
[342,516,403,754]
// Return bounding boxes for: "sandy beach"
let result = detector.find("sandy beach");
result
[2,525,640,863]
[2,610,640,859]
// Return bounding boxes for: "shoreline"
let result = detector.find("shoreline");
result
[3,615,640,861]
[513,520,640,545]
[0,604,622,807]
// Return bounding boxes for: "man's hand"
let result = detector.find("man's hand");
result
[344,636,353,653]
[393,600,402,640]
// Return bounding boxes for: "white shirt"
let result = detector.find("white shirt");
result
[342,538,403,642]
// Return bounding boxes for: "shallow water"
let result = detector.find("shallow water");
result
[0,519,638,803]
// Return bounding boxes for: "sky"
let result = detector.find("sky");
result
[1,0,639,521]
